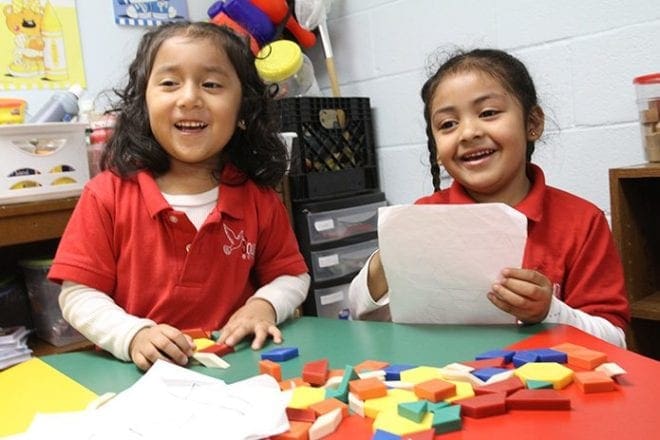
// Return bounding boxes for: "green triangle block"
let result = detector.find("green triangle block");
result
[527,379,553,390]
[327,365,357,403]
[427,401,451,412]
[325,386,348,403]
[432,405,462,434]
[398,400,428,423]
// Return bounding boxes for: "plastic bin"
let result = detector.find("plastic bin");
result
[18,258,84,346]
[0,122,89,204]
[311,283,351,319]
[0,274,32,328]
[277,97,379,201]
[310,238,378,282]
[304,200,386,245]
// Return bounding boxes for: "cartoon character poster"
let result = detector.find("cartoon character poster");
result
[113,0,189,27]
[0,0,85,90]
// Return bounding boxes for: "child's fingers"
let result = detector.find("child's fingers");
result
[251,322,281,349]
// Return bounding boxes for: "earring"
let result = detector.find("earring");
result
[530,130,537,137]
[237,120,246,130]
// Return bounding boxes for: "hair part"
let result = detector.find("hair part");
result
[421,48,542,191]
[101,21,287,188]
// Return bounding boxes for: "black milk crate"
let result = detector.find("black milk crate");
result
[277,97,379,201]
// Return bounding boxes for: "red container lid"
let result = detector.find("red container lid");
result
[0,98,25,108]
[633,73,660,85]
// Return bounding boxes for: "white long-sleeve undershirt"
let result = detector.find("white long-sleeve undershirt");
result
[60,273,310,361]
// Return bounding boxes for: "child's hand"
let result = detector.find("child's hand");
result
[216,298,281,350]
[488,268,553,324]
[129,324,195,371]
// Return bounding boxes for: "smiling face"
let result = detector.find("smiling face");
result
[146,35,242,181]
[430,70,542,205]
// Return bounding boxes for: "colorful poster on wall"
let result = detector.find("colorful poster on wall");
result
[0,0,85,91]
[113,0,189,27]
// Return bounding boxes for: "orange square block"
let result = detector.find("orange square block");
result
[259,359,282,381]
[349,377,388,400]
[309,397,349,418]
[354,360,390,373]
[567,349,607,370]
[272,420,312,440]
[574,371,616,393]
[279,377,309,391]
[414,378,456,402]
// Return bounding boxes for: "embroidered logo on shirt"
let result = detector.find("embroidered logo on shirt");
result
[222,224,255,260]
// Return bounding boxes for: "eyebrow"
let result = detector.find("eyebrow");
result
[151,63,233,77]
[433,93,506,116]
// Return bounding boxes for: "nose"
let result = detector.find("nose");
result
[459,117,483,143]
[177,83,202,109]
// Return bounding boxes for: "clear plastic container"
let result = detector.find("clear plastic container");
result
[255,40,321,99]
[633,73,660,162]
[18,258,85,346]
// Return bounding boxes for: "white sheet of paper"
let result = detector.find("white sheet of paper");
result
[18,360,290,440]
[378,203,527,324]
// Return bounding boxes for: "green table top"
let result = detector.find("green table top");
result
[42,317,547,394]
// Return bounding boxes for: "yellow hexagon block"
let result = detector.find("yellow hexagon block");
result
[288,386,327,409]
[444,380,474,402]
[515,362,574,390]
[399,366,444,384]
[364,388,418,419]
[373,407,433,435]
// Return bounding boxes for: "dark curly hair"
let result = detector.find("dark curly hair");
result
[421,48,542,191]
[101,21,287,188]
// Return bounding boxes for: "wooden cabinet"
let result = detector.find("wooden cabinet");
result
[609,163,660,359]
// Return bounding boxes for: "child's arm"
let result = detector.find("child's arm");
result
[348,250,392,320]
[488,268,626,347]
[217,273,310,349]
[59,281,194,370]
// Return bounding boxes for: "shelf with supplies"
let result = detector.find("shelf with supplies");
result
[609,162,660,359]
[0,196,95,356]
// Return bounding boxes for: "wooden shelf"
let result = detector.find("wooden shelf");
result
[28,336,94,357]
[630,291,660,321]
[609,162,660,359]
[0,197,79,247]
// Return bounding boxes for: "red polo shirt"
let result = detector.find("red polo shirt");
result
[48,164,308,330]
[416,164,630,329]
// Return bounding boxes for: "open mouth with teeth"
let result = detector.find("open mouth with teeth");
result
[461,148,496,162]
[175,120,208,132]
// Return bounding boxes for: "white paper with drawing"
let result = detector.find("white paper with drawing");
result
[378,203,527,324]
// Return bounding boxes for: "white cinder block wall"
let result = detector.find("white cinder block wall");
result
[306,0,659,215]
[1,1,656,217]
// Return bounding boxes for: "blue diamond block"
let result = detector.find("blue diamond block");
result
[527,348,568,363]
[472,367,510,382]
[372,429,401,440]
[475,349,516,364]
[512,350,540,368]
[384,363,416,381]
[260,346,299,362]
